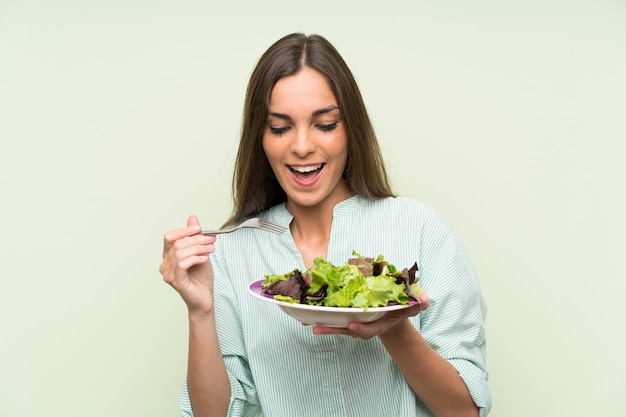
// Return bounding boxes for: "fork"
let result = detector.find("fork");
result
[201,218,287,235]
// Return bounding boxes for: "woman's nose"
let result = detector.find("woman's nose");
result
[290,127,316,157]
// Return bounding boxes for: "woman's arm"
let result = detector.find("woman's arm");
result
[313,299,478,417]
[160,215,232,417]
[186,311,231,417]
[378,319,478,417]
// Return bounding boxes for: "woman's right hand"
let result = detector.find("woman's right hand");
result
[159,215,217,315]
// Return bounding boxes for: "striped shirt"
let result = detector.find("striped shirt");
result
[180,195,491,416]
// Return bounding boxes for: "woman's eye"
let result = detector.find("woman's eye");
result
[317,122,338,132]
[270,126,290,136]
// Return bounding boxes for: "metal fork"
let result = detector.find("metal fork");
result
[201,218,287,235]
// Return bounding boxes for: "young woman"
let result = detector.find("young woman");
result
[160,33,491,417]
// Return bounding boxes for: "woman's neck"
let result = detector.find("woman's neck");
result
[286,189,355,268]
[289,211,332,269]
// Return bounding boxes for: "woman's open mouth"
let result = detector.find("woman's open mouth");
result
[288,164,324,185]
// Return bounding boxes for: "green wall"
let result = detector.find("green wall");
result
[1,1,625,416]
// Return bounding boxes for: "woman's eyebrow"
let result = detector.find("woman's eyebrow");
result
[312,105,339,117]
[268,105,339,121]
[268,111,292,121]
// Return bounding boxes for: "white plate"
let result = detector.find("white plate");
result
[248,279,416,328]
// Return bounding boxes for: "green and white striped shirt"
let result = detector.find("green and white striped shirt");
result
[180,195,491,416]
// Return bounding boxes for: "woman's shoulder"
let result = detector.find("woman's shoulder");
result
[369,195,440,216]
[259,202,292,226]
[362,196,454,232]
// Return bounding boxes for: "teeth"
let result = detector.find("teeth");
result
[291,164,322,173]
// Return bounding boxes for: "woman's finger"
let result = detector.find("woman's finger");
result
[170,234,214,258]
[161,235,214,275]
[162,254,209,285]
[187,214,201,228]
[162,214,204,255]
[417,292,429,311]
[312,303,425,340]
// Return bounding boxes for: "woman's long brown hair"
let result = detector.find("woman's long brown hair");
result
[224,33,395,226]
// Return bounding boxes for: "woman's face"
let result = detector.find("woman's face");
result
[263,66,353,212]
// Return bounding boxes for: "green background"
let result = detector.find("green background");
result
[1,0,625,416]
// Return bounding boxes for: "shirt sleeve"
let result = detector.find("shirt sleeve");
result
[179,244,261,417]
[417,207,492,416]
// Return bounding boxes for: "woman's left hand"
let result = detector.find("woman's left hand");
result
[312,292,429,340]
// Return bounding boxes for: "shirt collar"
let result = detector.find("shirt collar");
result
[269,194,365,227]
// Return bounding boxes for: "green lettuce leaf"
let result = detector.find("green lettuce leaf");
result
[262,270,294,287]
[261,253,423,310]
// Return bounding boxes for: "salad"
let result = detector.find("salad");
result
[261,252,424,309]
